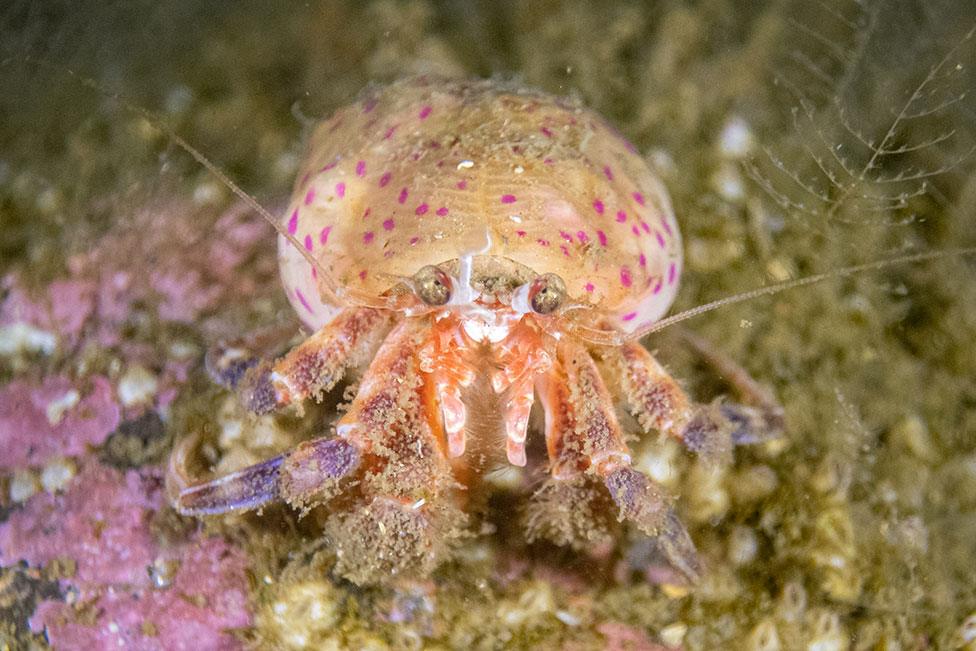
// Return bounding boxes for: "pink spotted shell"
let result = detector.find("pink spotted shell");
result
[279,77,682,334]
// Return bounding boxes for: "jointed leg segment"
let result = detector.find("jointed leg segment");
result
[235,307,392,414]
[170,313,467,584]
[530,339,701,582]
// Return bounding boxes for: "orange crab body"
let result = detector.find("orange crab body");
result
[168,78,778,585]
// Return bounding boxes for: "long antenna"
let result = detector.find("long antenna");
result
[19,56,353,305]
[625,247,976,341]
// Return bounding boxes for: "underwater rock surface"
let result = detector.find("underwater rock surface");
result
[1,0,975,649]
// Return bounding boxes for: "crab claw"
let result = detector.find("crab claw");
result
[603,466,701,583]
[169,435,361,517]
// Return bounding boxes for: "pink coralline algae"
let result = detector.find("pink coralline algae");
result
[0,276,96,353]
[0,201,268,646]
[0,461,252,649]
[0,375,120,470]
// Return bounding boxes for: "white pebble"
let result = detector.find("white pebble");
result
[660,622,687,647]
[45,389,80,426]
[0,323,57,356]
[9,470,40,503]
[117,365,158,407]
[727,525,759,565]
[41,457,76,493]
[711,163,746,203]
[718,116,754,158]
[635,438,681,486]
[951,612,976,648]
[555,610,580,626]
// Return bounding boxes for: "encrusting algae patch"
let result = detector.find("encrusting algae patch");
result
[1,1,975,649]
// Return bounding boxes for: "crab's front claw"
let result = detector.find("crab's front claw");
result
[603,466,701,583]
[169,434,362,517]
[172,452,284,517]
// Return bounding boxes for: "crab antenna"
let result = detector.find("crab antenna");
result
[622,246,976,342]
[22,56,349,305]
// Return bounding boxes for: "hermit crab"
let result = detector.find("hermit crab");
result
[167,77,783,585]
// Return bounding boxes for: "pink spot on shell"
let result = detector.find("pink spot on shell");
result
[632,191,646,206]
[576,231,589,244]
[356,160,366,177]
[335,182,346,198]
[304,188,316,205]
[638,253,647,267]
[616,210,627,223]
[653,278,663,294]
[415,203,429,215]
[319,225,332,245]
[592,199,605,214]
[597,230,608,247]
[303,235,313,251]
[631,225,641,237]
[359,270,368,280]
[540,126,553,138]
[379,172,392,187]
[559,231,573,243]
[363,231,374,244]
[409,236,420,245]
[287,210,298,235]
[560,244,570,257]
[621,311,638,321]
[640,221,651,234]
[620,266,633,288]
[363,98,378,113]
[362,207,372,220]
[295,289,313,314]
[382,218,395,231]
[456,179,467,190]
[398,188,409,204]
[383,125,398,140]
[655,231,666,248]
[501,194,517,204]
[418,105,432,120]
[537,238,550,247]
[311,266,317,279]
[661,217,673,236]
[516,230,527,237]
[436,206,449,216]
[321,160,339,172]
[603,165,614,180]
[584,282,595,293]
[668,262,677,284]
[543,158,554,165]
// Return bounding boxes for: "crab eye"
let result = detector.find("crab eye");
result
[412,265,452,306]
[529,273,567,315]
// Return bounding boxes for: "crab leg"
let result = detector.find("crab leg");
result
[326,318,467,584]
[677,329,785,444]
[169,436,360,516]
[534,339,701,582]
[610,336,781,463]
[204,320,300,389]
[235,307,391,414]
[171,318,459,530]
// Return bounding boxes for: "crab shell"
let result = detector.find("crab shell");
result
[278,77,682,335]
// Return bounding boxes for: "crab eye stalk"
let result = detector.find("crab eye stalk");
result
[529,273,567,315]
[412,265,452,306]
